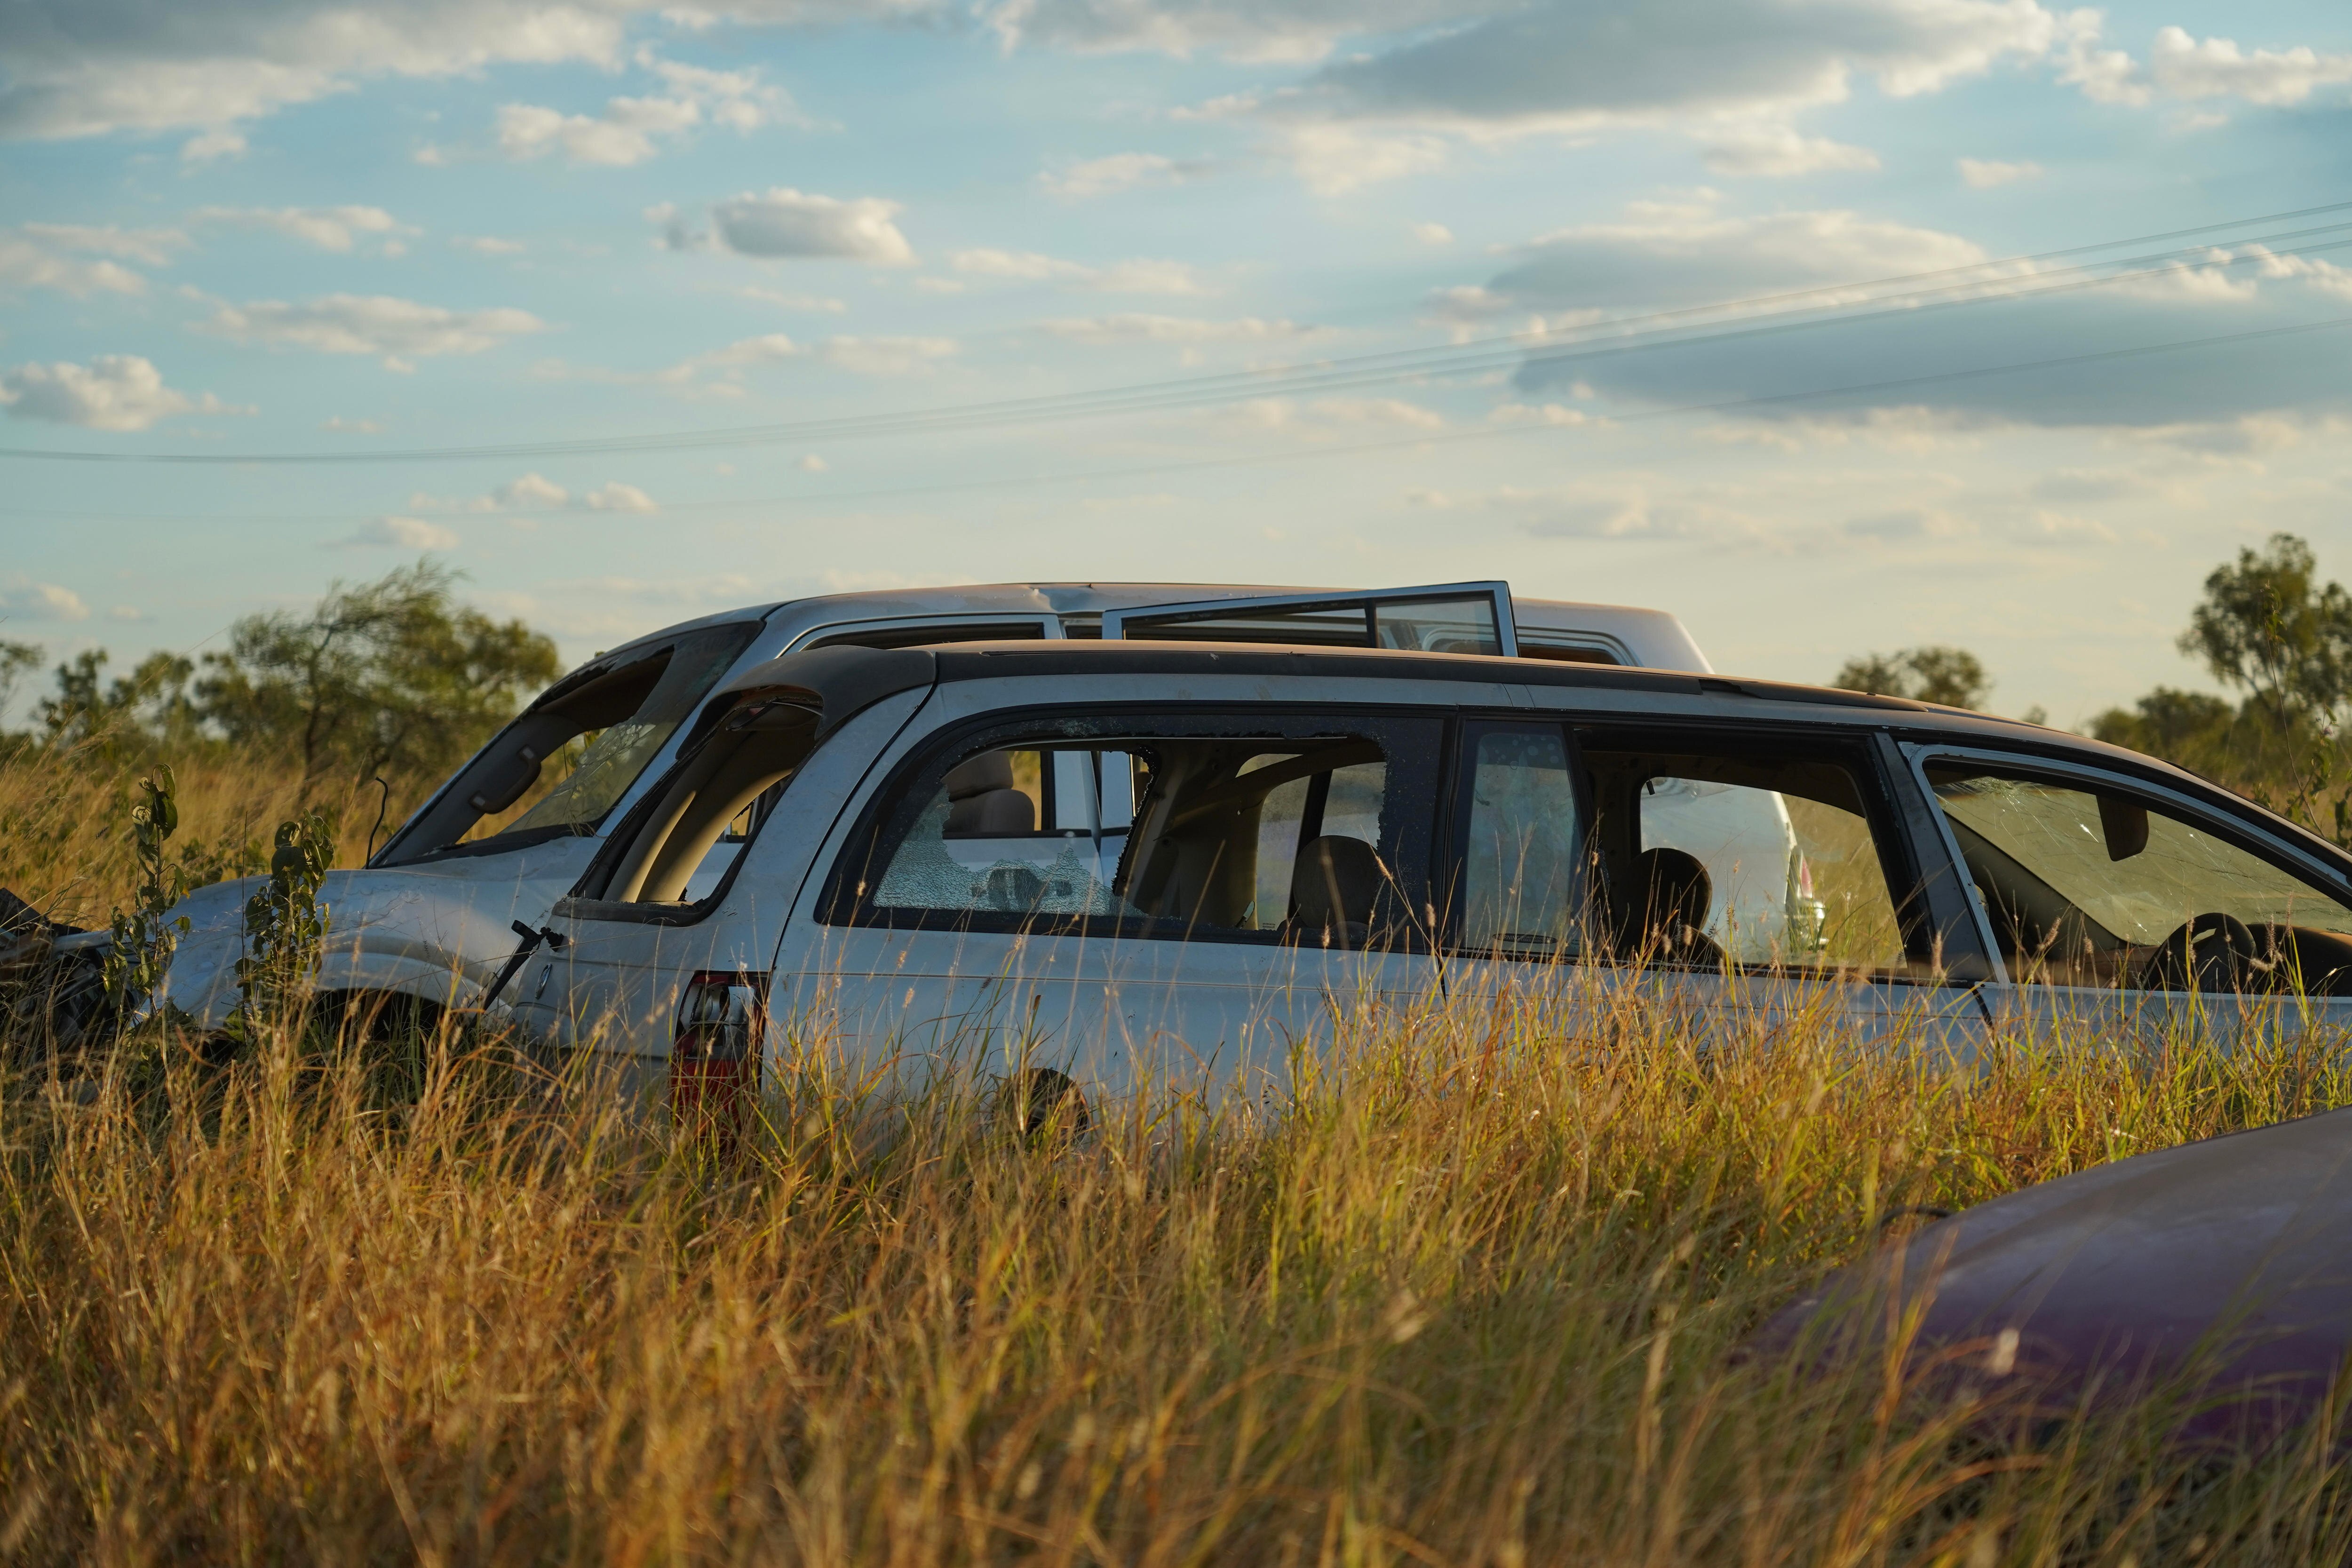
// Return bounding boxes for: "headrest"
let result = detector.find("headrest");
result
[1634,846,1712,932]
[1293,835,1384,932]
[944,751,1016,800]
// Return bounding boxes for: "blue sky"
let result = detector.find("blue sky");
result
[4,0,2352,724]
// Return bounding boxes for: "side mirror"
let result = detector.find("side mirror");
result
[2098,794,2149,861]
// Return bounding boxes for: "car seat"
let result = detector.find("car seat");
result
[1627,846,1726,968]
[1288,835,1384,947]
[944,751,1036,837]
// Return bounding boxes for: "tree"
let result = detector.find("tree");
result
[0,640,40,725]
[2178,532,2352,730]
[2088,687,2236,770]
[38,650,199,748]
[194,562,560,798]
[1831,645,1992,710]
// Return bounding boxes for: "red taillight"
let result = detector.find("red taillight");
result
[671,970,768,1144]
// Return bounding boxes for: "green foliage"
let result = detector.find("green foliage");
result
[196,560,559,798]
[228,812,334,1037]
[0,638,41,723]
[1830,645,1992,709]
[98,767,192,1025]
[38,650,200,750]
[2087,686,2240,772]
[2180,531,2352,729]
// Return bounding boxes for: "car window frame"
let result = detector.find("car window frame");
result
[1899,739,2352,989]
[1435,714,1984,985]
[1436,716,1597,960]
[817,700,1451,951]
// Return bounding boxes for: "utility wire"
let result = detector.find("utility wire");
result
[3,197,2351,468]
[14,311,2351,522]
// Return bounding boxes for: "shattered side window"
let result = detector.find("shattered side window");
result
[873,748,1136,918]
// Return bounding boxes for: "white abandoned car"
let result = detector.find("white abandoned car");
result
[505,635,2352,1119]
[55,581,1757,1039]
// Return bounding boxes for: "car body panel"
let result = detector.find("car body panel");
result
[1756,1106,2352,1440]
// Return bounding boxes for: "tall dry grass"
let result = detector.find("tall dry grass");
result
[7,744,2352,1565]
[0,738,382,927]
[4,990,2350,1566]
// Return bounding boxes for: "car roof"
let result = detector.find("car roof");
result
[705,638,2351,870]
[599,581,1709,669]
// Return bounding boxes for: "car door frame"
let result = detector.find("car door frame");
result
[1429,708,1999,1040]
[1894,735,2352,1039]
[771,680,1458,1103]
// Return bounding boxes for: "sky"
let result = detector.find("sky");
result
[3,0,2352,727]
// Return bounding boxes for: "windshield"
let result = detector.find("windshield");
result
[502,624,762,836]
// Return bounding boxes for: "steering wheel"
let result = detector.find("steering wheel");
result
[2136,912,2260,993]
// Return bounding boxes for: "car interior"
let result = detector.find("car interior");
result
[1927,765,2352,993]
[865,735,1403,945]
[1584,745,1930,979]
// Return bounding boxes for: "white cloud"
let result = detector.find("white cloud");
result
[485,60,799,169]
[0,578,90,621]
[737,286,846,313]
[1958,156,2042,187]
[180,127,246,162]
[0,355,245,431]
[453,235,526,255]
[2058,19,2352,108]
[948,248,1214,295]
[193,205,409,253]
[336,517,460,550]
[1035,313,1320,345]
[797,453,827,472]
[193,294,545,368]
[321,415,383,433]
[1412,222,1454,245]
[1483,197,1986,311]
[2149,25,2352,105]
[107,604,151,622]
[495,472,570,508]
[1278,124,1451,195]
[0,0,894,143]
[1220,396,1444,437]
[1037,151,1209,199]
[0,224,183,297]
[818,335,957,376]
[985,0,1478,63]
[1404,480,1745,543]
[582,480,659,512]
[1699,124,1880,177]
[694,187,915,265]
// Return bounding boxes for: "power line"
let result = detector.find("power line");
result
[12,311,2349,522]
[3,196,2350,468]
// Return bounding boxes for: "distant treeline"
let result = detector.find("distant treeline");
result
[0,562,558,812]
[1834,532,2352,843]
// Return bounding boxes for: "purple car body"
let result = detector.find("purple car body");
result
[1758,1105,2352,1443]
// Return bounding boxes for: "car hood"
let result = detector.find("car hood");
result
[1757,1106,2352,1436]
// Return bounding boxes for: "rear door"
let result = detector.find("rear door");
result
[773,697,1451,1106]
[1102,581,1518,656]
[1437,716,1994,1053]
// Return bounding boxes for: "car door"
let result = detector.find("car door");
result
[510,685,936,1074]
[1102,581,1519,656]
[1436,716,1994,1052]
[772,694,1451,1107]
[1900,742,2352,1050]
